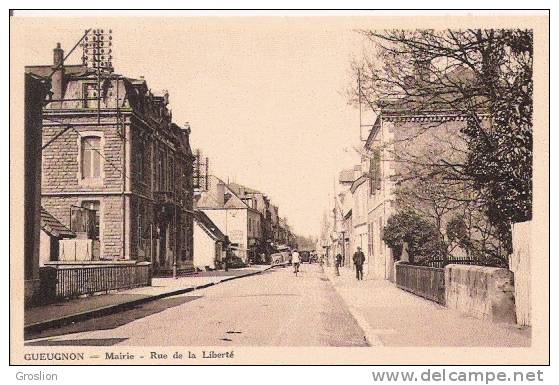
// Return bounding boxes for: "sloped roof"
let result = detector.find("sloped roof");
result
[224,193,248,209]
[194,210,226,241]
[338,169,355,184]
[195,176,251,210]
[25,64,88,78]
[41,207,75,238]
[228,182,262,196]
[196,191,223,209]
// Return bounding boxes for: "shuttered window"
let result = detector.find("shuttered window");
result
[368,223,374,257]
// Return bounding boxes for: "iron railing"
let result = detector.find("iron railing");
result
[395,262,445,304]
[41,261,151,300]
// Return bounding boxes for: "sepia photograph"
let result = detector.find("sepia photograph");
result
[9,10,549,366]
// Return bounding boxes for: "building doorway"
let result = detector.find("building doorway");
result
[158,224,167,268]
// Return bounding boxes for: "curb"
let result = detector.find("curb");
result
[323,267,384,347]
[24,266,273,337]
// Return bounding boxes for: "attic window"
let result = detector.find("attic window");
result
[83,83,98,108]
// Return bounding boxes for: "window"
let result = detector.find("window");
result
[83,83,97,108]
[378,217,384,255]
[157,149,166,191]
[81,200,100,259]
[81,136,101,180]
[369,148,381,195]
[167,155,174,191]
[136,139,145,182]
[368,223,374,257]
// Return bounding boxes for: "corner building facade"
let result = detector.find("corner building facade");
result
[27,44,194,274]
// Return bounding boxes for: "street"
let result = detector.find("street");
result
[26,264,368,347]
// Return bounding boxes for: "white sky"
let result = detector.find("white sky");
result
[15,17,374,238]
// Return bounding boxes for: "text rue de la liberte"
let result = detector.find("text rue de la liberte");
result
[105,351,235,361]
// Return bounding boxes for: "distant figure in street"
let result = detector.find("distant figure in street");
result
[335,253,342,276]
[291,249,301,275]
[352,247,366,280]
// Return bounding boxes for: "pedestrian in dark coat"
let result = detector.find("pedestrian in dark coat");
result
[335,253,342,276]
[352,247,366,280]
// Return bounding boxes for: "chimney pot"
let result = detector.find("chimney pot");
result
[53,43,64,67]
[51,43,65,104]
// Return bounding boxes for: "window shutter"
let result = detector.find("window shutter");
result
[372,148,381,190]
[369,157,375,195]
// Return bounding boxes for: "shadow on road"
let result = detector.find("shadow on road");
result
[26,338,128,346]
[182,267,275,278]
[227,293,300,298]
[25,296,203,343]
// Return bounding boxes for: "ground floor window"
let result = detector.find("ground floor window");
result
[80,200,100,259]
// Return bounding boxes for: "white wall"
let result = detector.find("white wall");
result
[367,119,395,280]
[202,208,248,258]
[193,224,217,269]
[39,230,52,266]
[511,221,531,326]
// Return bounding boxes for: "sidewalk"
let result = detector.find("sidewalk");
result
[326,266,531,347]
[24,265,272,335]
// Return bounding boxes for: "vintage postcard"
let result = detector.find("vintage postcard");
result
[9,10,549,365]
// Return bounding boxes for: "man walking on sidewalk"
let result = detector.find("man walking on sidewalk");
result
[335,253,342,276]
[352,247,365,280]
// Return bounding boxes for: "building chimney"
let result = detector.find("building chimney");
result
[216,181,225,206]
[53,42,64,67]
[51,43,65,104]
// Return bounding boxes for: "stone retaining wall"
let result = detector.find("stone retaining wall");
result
[444,264,516,324]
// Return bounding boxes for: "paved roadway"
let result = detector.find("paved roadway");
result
[26,264,368,347]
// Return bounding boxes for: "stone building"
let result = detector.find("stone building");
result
[268,204,280,244]
[24,72,51,305]
[364,104,472,281]
[228,182,270,260]
[195,175,261,263]
[26,43,195,275]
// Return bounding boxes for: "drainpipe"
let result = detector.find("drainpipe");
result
[120,79,126,261]
[173,203,177,279]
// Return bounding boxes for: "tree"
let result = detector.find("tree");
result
[351,29,533,257]
[295,235,317,251]
[383,209,445,264]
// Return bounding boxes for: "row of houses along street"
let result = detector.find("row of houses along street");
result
[321,46,533,332]
[24,31,298,309]
[19,25,539,353]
